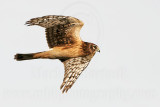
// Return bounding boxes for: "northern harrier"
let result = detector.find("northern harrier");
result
[14,15,100,93]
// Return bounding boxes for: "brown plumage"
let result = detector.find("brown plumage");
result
[15,15,100,93]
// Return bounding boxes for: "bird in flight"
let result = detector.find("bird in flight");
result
[14,15,100,93]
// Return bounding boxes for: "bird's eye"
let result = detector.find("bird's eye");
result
[93,45,97,50]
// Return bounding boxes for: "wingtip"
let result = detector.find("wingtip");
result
[60,85,70,93]
[62,89,65,93]
[60,84,64,90]
[65,89,69,93]
[25,21,31,26]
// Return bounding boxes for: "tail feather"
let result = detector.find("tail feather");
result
[14,53,35,61]
[14,51,52,61]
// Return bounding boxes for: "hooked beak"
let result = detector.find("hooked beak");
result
[97,48,100,53]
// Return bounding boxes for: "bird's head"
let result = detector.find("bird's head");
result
[90,43,100,53]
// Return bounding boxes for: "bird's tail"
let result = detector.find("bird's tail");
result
[14,51,45,61]
[14,51,54,61]
[14,53,37,61]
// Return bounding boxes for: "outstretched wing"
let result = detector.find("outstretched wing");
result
[60,56,92,93]
[26,15,84,48]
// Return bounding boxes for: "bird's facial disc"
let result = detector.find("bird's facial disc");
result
[91,44,100,53]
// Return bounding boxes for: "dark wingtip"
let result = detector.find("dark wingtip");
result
[25,21,33,26]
